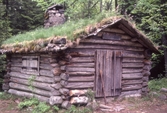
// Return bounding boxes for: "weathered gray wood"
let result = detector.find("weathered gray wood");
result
[102,28,125,34]
[9,82,60,97]
[40,69,54,77]
[119,90,142,99]
[122,68,143,74]
[142,70,151,76]
[49,96,63,105]
[118,24,135,37]
[102,32,121,40]
[21,69,39,75]
[122,63,144,68]
[71,57,94,63]
[122,73,143,79]
[2,83,9,90]
[11,67,21,72]
[52,68,61,76]
[10,72,54,83]
[142,76,149,82]
[122,80,143,85]
[40,64,53,70]
[51,63,59,67]
[60,73,69,80]
[143,59,152,65]
[51,83,62,90]
[123,52,144,58]
[80,38,143,47]
[10,77,55,91]
[49,58,57,63]
[67,67,95,72]
[122,84,142,91]
[123,58,143,63]
[142,82,148,87]
[68,72,94,76]
[59,88,69,95]
[8,89,49,102]
[67,63,95,68]
[70,96,89,104]
[121,35,131,40]
[60,80,68,87]
[69,51,94,57]
[12,54,22,58]
[11,63,22,67]
[65,82,94,89]
[143,65,151,71]
[69,90,88,96]
[68,76,94,82]
[76,44,144,52]
[11,58,22,63]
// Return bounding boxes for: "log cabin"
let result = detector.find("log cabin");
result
[1,17,159,107]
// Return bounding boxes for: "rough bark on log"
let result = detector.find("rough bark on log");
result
[122,73,143,79]
[10,77,55,91]
[51,83,62,90]
[102,28,125,34]
[68,72,94,76]
[61,101,71,109]
[122,68,143,74]
[54,76,61,82]
[123,52,144,58]
[8,89,49,102]
[65,82,94,89]
[69,90,88,96]
[70,96,89,104]
[59,88,69,95]
[60,73,69,80]
[68,76,94,82]
[10,72,54,83]
[123,58,143,63]
[9,82,60,97]
[49,96,63,105]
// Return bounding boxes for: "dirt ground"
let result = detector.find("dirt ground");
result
[0,96,167,113]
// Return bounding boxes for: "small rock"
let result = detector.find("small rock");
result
[114,106,125,112]
[160,88,167,92]
[158,94,167,100]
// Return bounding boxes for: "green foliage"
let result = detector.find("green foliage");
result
[28,75,36,90]
[3,12,118,45]
[148,77,167,92]
[32,102,50,113]
[18,98,39,109]
[66,105,92,113]
[53,105,59,112]
[86,89,95,102]
[0,92,15,100]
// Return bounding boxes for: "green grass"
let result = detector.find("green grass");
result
[3,12,120,45]
[148,77,167,92]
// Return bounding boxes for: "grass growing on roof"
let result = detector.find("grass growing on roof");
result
[3,12,120,45]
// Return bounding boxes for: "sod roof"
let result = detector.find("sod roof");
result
[1,16,159,54]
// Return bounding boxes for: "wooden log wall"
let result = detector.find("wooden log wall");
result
[5,53,65,105]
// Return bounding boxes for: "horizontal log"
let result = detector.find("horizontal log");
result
[123,52,144,58]
[118,90,142,99]
[49,58,57,63]
[2,83,9,90]
[122,84,142,91]
[122,73,143,79]
[70,96,89,104]
[102,28,125,34]
[142,87,148,92]
[122,79,143,85]
[69,90,88,96]
[11,67,21,72]
[51,83,62,90]
[122,63,144,68]
[12,54,22,58]
[49,96,63,105]
[60,80,68,87]
[65,82,94,89]
[143,59,152,65]
[80,39,143,47]
[21,69,40,76]
[142,82,148,87]
[69,51,94,57]
[67,63,95,68]
[11,58,22,63]
[40,69,54,77]
[122,68,143,74]
[75,44,144,52]
[123,58,143,63]
[8,89,49,102]
[143,65,151,71]
[10,77,55,91]
[40,64,53,70]
[68,76,94,82]
[70,57,94,63]
[10,72,54,83]
[11,63,22,67]
[54,76,61,82]
[68,72,95,76]
[9,82,60,97]
[60,73,69,80]
[142,70,151,76]
[40,58,50,63]
[67,67,95,72]
[50,63,59,68]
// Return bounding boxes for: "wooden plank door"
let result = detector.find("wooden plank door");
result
[95,50,122,97]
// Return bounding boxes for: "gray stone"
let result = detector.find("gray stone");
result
[160,88,167,92]
[158,94,167,100]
